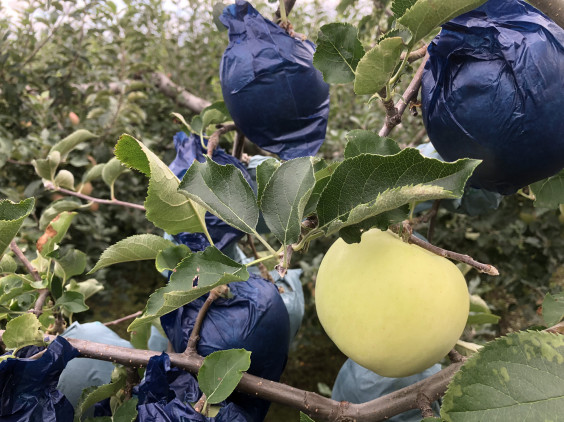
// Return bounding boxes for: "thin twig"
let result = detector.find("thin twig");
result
[247,235,274,282]
[448,349,465,363]
[194,393,207,414]
[207,124,237,157]
[416,392,435,418]
[44,182,145,211]
[392,222,499,276]
[379,53,429,138]
[184,289,221,355]
[400,45,428,63]
[103,311,142,326]
[10,240,41,282]
[232,128,245,160]
[9,240,51,315]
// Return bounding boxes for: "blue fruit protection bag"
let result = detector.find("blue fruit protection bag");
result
[421,0,564,194]
[219,0,330,160]
[0,336,79,422]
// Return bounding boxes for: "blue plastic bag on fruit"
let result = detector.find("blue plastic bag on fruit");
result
[136,353,251,422]
[0,336,79,422]
[160,273,291,421]
[168,131,252,252]
[421,0,564,195]
[219,0,330,160]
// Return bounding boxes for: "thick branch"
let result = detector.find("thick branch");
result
[379,54,429,138]
[528,0,564,29]
[150,72,211,114]
[44,182,145,211]
[0,330,463,422]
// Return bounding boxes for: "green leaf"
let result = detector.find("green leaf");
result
[467,312,500,325]
[112,398,138,422]
[74,368,127,422]
[344,130,400,158]
[129,247,249,331]
[441,331,564,421]
[89,234,175,273]
[0,198,35,258]
[256,158,281,205]
[66,278,104,301]
[391,0,417,18]
[213,2,229,31]
[0,254,17,273]
[130,323,151,350]
[155,244,191,273]
[200,101,231,134]
[0,274,35,303]
[56,290,89,313]
[399,0,487,46]
[530,169,564,209]
[542,293,564,327]
[316,149,480,236]
[300,412,317,422]
[82,163,105,184]
[198,349,251,404]
[178,157,259,234]
[304,162,341,217]
[354,37,404,96]
[33,151,61,180]
[115,134,207,235]
[2,313,45,350]
[54,169,75,190]
[313,23,365,84]
[260,157,316,246]
[171,112,194,133]
[51,129,97,161]
[39,198,82,230]
[101,157,127,189]
[469,294,491,314]
[336,0,357,13]
[54,249,87,282]
[38,211,77,256]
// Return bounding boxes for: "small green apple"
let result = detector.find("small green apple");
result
[315,229,469,377]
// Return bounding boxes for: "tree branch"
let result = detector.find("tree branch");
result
[150,72,211,114]
[103,311,142,327]
[0,330,464,421]
[9,240,50,315]
[207,124,237,157]
[44,182,145,211]
[184,289,221,355]
[379,53,429,138]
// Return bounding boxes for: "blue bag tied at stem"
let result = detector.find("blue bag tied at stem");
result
[0,336,79,422]
[421,0,564,194]
[136,353,251,422]
[219,0,330,160]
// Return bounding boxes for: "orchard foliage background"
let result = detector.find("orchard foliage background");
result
[1,0,564,421]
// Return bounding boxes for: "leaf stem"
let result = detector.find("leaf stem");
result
[389,46,413,87]
[279,0,287,24]
[251,231,278,256]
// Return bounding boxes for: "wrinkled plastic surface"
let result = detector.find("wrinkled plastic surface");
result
[416,143,502,216]
[332,359,441,421]
[421,0,564,194]
[169,131,251,252]
[58,321,133,408]
[0,336,78,422]
[136,353,251,422]
[220,1,330,160]
[161,273,290,421]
